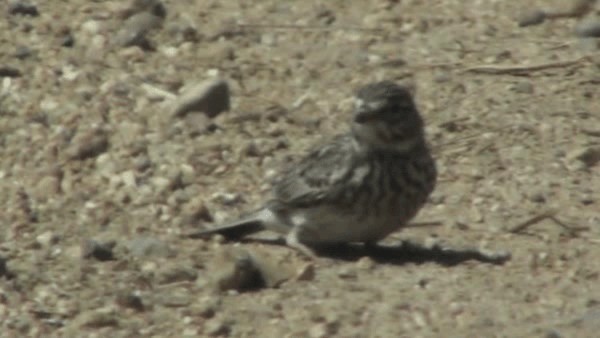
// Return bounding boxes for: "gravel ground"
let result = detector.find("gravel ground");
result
[1,0,599,337]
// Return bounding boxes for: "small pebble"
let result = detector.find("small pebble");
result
[115,291,145,311]
[575,19,600,38]
[171,78,230,118]
[8,1,39,16]
[14,46,32,60]
[191,296,221,319]
[433,72,451,83]
[156,264,198,284]
[113,12,163,49]
[529,192,546,203]
[36,231,59,247]
[356,256,376,270]
[0,66,22,77]
[296,263,315,281]
[74,310,119,328]
[181,197,213,225]
[66,128,109,161]
[127,237,174,258]
[122,0,166,19]
[212,248,263,292]
[569,146,600,168]
[0,256,8,278]
[511,81,534,94]
[81,239,115,261]
[32,175,60,201]
[337,267,357,279]
[204,318,231,336]
[518,10,546,27]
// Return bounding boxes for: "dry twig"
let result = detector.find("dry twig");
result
[463,55,592,75]
[405,221,443,228]
[509,210,589,235]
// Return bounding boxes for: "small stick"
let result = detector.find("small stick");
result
[156,281,194,289]
[463,55,591,75]
[509,211,557,233]
[409,62,462,70]
[509,210,589,234]
[549,215,589,234]
[405,221,443,228]
[581,129,600,137]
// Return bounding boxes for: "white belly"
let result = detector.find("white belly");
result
[289,205,403,244]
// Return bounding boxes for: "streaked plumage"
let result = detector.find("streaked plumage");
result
[190,81,437,256]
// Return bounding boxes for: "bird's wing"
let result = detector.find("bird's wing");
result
[272,134,366,207]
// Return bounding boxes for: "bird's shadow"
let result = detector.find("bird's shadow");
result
[242,238,511,266]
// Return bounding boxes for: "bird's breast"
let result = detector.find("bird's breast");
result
[292,153,435,244]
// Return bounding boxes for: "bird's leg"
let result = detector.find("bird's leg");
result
[286,229,318,259]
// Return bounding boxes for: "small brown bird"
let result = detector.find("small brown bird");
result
[190,81,437,256]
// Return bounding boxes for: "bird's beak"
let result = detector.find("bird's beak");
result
[353,99,383,124]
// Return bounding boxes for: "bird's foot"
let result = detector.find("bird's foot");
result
[286,231,318,259]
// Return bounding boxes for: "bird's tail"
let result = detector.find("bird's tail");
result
[186,218,265,240]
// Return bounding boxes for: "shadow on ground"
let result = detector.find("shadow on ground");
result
[232,238,512,266]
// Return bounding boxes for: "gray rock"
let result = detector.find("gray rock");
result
[569,146,600,168]
[32,175,60,201]
[7,1,39,16]
[295,263,315,281]
[511,81,534,94]
[156,290,191,307]
[0,256,8,278]
[14,45,33,59]
[36,231,59,248]
[575,19,600,38]
[66,128,109,161]
[81,239,115,261]
[192,296,222,319]
[577,38,600,52]
[114,12,163,49]
[73,310,119,328]
[166,21,200,43]
[181,197,213,225]
[156,264,198,284]
[212,248,263,292]
[0,66,22,77]
[127,237,174,258]
[171,79,231,118]
[518,10,546,27]
[211,248,294,291]
[123,0,166,19]
[204,317,231,336]
[115,290,145,311]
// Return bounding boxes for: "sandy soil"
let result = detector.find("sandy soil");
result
[1,0,599,337]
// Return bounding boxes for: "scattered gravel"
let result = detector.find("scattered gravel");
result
[0,0,598,337]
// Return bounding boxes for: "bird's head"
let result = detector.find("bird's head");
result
[352,81,425,152]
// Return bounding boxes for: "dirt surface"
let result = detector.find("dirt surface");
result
[1,0,599,337]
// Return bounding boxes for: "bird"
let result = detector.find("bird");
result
[189,81,437,257]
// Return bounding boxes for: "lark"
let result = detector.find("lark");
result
[190,81,437,257]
